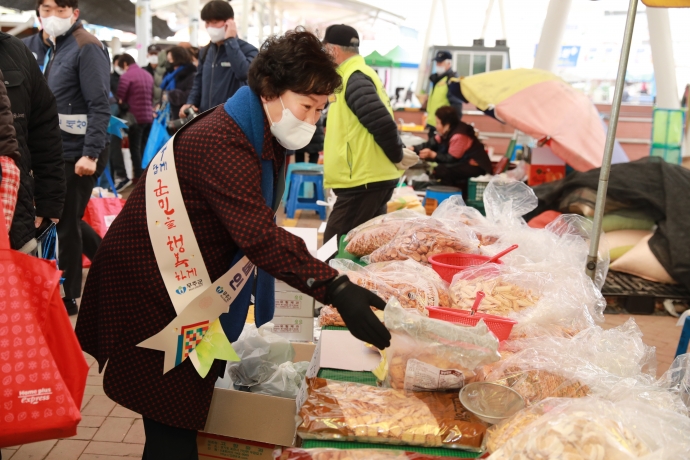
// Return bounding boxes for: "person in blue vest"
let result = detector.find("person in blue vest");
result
[179,0,258,119]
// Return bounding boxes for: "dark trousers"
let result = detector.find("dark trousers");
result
[294,149,319,164]
[128,122,151,179]
[324,186,394,244]
[142,417,198,460]
[109,134,126,179]
[57,151,108,299]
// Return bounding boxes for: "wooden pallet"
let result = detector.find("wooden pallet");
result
[602,271,690,314]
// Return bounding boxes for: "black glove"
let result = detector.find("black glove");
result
[325,275,391,350]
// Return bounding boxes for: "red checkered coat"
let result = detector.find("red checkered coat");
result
[75,107,337,430]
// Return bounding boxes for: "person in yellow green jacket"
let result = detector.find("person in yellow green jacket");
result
[322,24,417,244]
[426,50,464,137]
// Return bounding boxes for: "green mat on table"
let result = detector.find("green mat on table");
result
[301,440,481,458]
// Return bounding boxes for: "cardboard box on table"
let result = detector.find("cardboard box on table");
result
[527,146,566,186]
[203,342,320,450]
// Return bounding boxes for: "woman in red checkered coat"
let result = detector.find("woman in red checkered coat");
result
[75,30,391,459]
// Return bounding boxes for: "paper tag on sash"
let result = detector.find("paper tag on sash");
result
[58,114,88,135]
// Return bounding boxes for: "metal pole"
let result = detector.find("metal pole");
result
[647,7,680,109]
[269,0,275,36]
[586,0,638,281]
[241,0,249,40]
[135,0,152,66]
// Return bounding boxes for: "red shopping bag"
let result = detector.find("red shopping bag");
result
[0,216,88,447]
[82,177,126,268]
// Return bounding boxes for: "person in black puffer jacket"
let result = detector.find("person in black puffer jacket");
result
[162,46,198,122]
[0,32,66,254]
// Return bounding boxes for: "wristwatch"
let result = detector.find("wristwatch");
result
[85,156,98,162]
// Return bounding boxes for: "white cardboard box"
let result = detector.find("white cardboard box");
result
[275,291,314,318]
[275,280,299,293]
[270,316,314,342]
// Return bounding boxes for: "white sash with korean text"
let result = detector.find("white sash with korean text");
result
[140,135,254,374]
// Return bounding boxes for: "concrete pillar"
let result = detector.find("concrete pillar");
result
[269,0,275,36]
[257,0,264,44]
[416,0,438,94]
[188,0,200,47]
[647,7,679,109]
[111,37,122,57]
[135,0,152,66]
[533,0,573,71]
[241,0,249,40]
[441,0,452,45]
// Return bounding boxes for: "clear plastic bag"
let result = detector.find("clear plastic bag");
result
[482,320,657,406]
[487,397,690,459]
[431,195,488,227]
[374,299,500,391]
[297,377,488,450]
[278,448,449,459]
[344,210,422,257]
[366,218,480,265]
[482,176,538,227]
[655,353,690,412]
[319,304,347,327]
[449,264,546,317]
[330,259,450,312]
[226,323,295,387]
[250,361,309,398]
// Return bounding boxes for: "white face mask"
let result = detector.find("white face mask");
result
[114,66,125,75]
[435,63,448,74]
[206,26,226,43]
[148,55,159,65]
[264,97,316,150]
[42,15,73,40]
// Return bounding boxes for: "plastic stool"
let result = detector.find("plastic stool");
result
[422,185,463,207]
[286,170,326,220]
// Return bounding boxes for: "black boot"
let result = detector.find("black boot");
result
[63,298,78,316]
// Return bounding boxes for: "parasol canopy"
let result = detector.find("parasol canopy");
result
[451,68,607,172]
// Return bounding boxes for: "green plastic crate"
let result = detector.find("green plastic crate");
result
[467,180,489,202]
[300,440,481,458]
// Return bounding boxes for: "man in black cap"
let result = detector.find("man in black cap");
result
[426,50,463,137]
[322,24,417,244]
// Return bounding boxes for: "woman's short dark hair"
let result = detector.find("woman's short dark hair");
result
[167,46,192,67]
[200,0,234,21]
[117,54,135,67]
[248,28,342,100]
[36,0,78,9]
[435,106,460,131]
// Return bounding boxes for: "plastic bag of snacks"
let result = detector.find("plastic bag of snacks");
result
[319,304,347,327]
[330,259,450,313]
[431,195,488,227]
[344,210,422,258]
[373,299,500,391]
[297,378,488,450]
[449,264,546,317]
[366,218,480,265]
[250,361,309,398]
[487,397,690,459]
[482,176,538,228]
[278,448,449,460]
[482,320,657,406]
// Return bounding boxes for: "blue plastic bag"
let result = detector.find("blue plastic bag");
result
[142,104,171,169]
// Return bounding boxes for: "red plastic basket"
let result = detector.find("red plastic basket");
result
[427,306,516,341]
[428,253,503,283]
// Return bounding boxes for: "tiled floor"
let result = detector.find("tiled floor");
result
[2,210,685,459]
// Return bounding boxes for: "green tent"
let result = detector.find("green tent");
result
[383,46,419,69]
[364,51,393,67]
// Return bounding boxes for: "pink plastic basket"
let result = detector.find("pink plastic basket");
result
[427,306,516,341]
[428,253,503,283]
